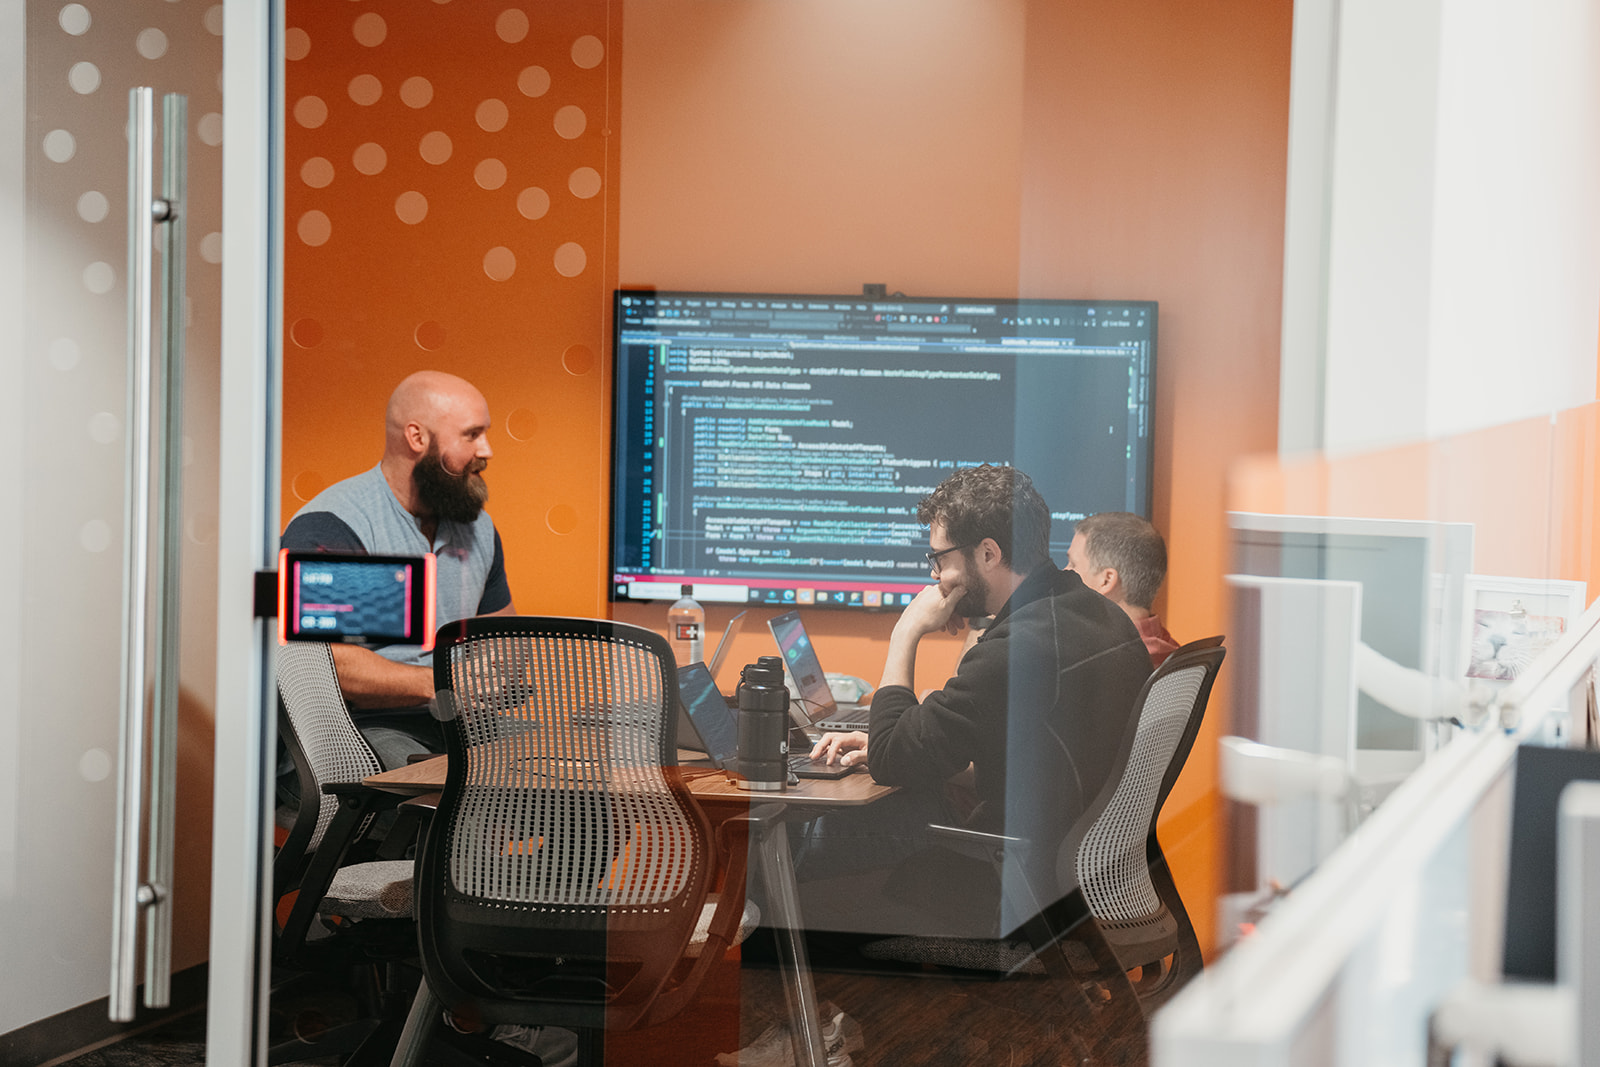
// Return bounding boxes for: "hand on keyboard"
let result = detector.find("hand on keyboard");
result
[810,730,869,768]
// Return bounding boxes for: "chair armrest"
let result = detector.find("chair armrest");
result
[370,793,438,860]
[928,824,1069,941]
[321,780,401,799]
[709,813,755,945]
[643,810,756,1028]
[400,792,440,813]
[278,786,408,964]
[928,823,1026,866]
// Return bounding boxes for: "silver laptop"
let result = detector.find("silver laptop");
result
[705,610,747,684]
[766,610,870,732]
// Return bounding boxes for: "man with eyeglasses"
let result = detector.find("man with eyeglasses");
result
[805,463,1152,932]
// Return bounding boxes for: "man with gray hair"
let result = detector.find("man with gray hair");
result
[1065,511,1178,667]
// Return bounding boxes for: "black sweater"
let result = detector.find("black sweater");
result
[868,563,1153,860]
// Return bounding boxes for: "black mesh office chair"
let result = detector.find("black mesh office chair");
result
[392,617,754,1067]
[1072,635,1224,1005]
[274,642,417,956]
[272,641,419,1064]
[864,636,1226,1014]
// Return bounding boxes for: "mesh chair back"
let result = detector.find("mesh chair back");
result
[417,617,714,1030]
[277,641,383,853]
[1075,639,1225,924]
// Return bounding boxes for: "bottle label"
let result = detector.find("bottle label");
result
[674,622,702,641]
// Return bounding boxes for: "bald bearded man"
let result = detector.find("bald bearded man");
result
[280,370,516,767]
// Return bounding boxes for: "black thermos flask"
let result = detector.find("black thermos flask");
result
[735,656,790,791]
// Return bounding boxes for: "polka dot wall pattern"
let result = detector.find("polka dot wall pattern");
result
[283,2,621,617]
[25,0,226,973]
[287,6,608,277]
[29,0,227,565]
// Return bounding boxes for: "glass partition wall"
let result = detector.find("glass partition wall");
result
[272,1,1598,1065]
[1219,404,1598,944]
[1202,0,1600,1015]
[1,0,1582,1062]
[1,0,224,1056]
[1145,402,1600,1067]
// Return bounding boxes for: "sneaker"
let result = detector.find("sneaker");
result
[821,1007,864,1066]
[714,1002,864,1066]
[715,1020,787,1067]
[492,1023,580,1067]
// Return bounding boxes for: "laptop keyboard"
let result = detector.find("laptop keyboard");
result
[787,754,856,776]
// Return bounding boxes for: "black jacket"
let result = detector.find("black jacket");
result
[869,563,1152,869]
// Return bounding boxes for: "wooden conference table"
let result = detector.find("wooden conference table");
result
[362,750,893,806]
[364,753,896,1067]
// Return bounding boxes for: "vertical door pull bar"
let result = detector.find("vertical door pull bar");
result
[110,86,184,1023]
[144,91,186,1010]
[110,85,156,1025]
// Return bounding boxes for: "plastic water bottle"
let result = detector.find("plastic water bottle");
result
[668,584,704,667]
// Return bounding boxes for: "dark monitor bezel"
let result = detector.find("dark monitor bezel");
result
[277,548,437,649]
[607,287,1159,611]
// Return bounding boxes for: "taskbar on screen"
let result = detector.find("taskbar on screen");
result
[613,576,924,610]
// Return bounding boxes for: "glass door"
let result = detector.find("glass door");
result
[0,0,233,1056]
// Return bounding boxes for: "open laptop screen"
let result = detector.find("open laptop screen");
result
[706,610,747,684]
[677,662,739,766]
[767,610,838,727]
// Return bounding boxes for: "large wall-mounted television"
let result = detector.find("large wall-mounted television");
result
[609,289,1157,610]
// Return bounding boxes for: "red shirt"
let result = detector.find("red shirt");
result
[1136,614,1179,668]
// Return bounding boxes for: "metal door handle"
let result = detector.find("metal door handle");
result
[110,85,186,1023]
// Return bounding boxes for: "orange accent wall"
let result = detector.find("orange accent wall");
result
[615,0,1292,955]
[282,1,621,617]
[284,0,1292,957]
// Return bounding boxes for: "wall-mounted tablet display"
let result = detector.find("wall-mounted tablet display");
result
[609,289,1157,610]
[277,549,436,648]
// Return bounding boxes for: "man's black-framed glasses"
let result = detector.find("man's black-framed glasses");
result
[925,542,977,575]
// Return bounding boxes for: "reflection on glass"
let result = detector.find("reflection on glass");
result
[1231,512,1474,750]
[1217,399,1600,946]
[1220,513,1481,939]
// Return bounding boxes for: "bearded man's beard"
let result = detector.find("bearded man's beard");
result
[952,568,989,618]
[413,444,489,523]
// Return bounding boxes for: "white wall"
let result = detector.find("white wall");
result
[2,0,125,1030]
[1320,0,1444,452]
[1290,0,1600,455]
[1424,0,1600,440]
[0,0,23,905]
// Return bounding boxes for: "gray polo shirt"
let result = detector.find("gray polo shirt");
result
[281,464,511,667]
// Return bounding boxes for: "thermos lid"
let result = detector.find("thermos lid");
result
[741,655,785,687]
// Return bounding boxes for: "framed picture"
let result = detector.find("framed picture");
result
[1460,575,1588,683]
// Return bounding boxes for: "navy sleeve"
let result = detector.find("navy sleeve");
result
[281,512,365,552]
[476,528,512,613]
